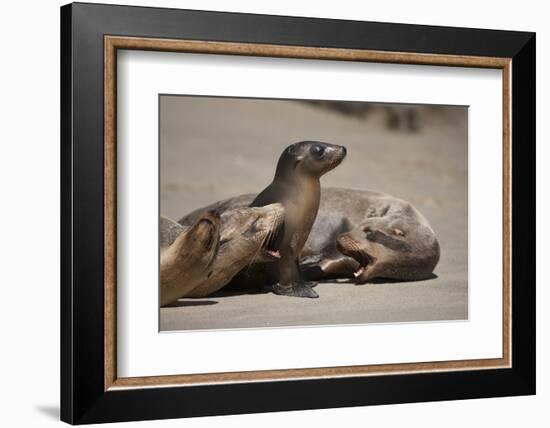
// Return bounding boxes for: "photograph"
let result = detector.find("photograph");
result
[159,95,468,331]
[55,1,536,425]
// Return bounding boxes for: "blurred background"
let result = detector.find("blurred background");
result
[160,96,467,232]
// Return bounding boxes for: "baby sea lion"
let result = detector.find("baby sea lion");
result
[250,141,347,298]
[178,188,439,289]
[160,212,220,306]
[162,204,284,303]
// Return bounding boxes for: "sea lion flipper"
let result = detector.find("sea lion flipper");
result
[273,282,319,298]
[300,256,357,281]
[274,254,318,297]
[319,256,358,277]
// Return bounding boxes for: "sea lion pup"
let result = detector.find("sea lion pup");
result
[160,212,220,306]
[184,203,284,298]
[250,141,347,298]
[178,188,439,287]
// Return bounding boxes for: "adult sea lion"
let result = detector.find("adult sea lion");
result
[160,212,220,306]
[185,204,284,298]
[161,204,284,303]
[178,188,439,290]
[250,141,347,298]
[331,191,440,283]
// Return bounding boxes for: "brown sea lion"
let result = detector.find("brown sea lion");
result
[160,212,220,306]
[250,141,347,298]
[185,204,284,298]
[178,187,439,290]
[161,204,284,303]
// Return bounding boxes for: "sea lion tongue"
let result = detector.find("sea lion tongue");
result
[265,249,281,258]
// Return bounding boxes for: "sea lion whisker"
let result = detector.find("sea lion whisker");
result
[245,209,283,271]
[247,217,276,269]
[243,220,271,271]
[244,235,267,272]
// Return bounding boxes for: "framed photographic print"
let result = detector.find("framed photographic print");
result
[60,2,536,424]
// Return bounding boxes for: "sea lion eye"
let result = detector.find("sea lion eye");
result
[244,217,260,237]
[310,145,325,158]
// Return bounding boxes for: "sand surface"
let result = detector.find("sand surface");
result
[159,97,468,331]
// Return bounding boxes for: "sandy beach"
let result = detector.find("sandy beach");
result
[159,96,468,331]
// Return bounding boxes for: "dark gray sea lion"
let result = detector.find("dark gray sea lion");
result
[333,192,440,283]
[178,188,439,289]
[161,204,284,303]
[250,141,347,298]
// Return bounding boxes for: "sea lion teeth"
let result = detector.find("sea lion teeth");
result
[353,267,365,278]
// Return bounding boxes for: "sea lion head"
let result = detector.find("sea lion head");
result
[336,225,397,284]
[218,203,285,263]
[276,141,347,178]
[336,222,439,284]
[184,203,285,298]
[167,210,221,269]
[159,211,221,306]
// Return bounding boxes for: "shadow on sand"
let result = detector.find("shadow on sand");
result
[165,299,219,308]
[199,273,440,299]
[323,273,439,285]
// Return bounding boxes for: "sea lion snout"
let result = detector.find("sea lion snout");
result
[314,142,346,157]
[336,232,375,283]
[340,145,347,157]
[330,144,346,156]
[337,233,367,263]
[333,145,347,165]
[323,144,347,162]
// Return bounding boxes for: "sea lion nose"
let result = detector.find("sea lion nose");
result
[341,146,347,156]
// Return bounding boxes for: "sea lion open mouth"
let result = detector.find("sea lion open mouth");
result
[352,252,373,278]
[262,246,281,260]
[343,247,372,278]
[336,234,373,280]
